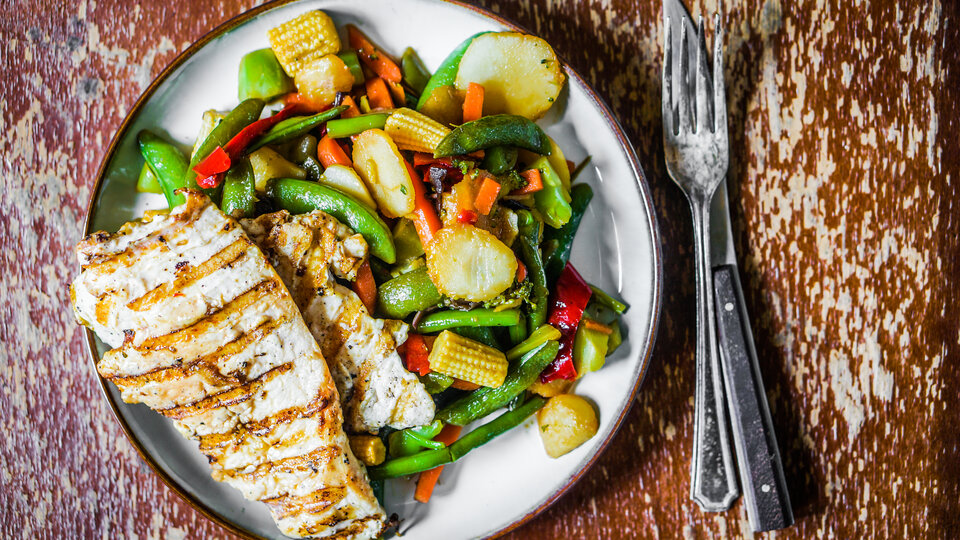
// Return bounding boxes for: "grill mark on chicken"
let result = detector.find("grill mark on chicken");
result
[127,237,252,311]
[111,316,286,389]
[264,487,348,519]
[197,392,335,453]
[160,363,292,420]
[78,217,190,270]
[218,444,342,481]
[305,515,384,539]
[124,279,277,355]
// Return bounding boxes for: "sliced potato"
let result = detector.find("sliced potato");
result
[419,84,465,126]
[529,378,573,398]
[455,32,565,120]
[425,224,517,302]
[294,54,354,109]
[352,129,415,218]
[248,147,305,192]
[537,394,599,458]
[319,164,376,208]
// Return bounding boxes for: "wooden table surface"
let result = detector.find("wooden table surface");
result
[2,0,956,538]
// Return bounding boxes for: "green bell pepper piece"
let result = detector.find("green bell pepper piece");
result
[435,115,551,157]
[238,49,295,101]
[572,316,609,375]
[416,32,490,110]
[338,50,365,86]
[137,130,189,208]
[420,372,454,394]
[392,218,424,263]
[267,178,396,263]
[377,267,442,318]
[607,319,623,354]
[220,158,256,218]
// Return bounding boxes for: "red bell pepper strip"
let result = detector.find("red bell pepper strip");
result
[540,263,592,383]
[192,146,231,178]
[403,334,432,376]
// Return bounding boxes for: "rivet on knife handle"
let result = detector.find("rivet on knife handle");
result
[713,265,794,531]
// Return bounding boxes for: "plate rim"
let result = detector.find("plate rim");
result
[82,0,664,538]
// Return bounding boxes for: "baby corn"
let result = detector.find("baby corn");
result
[268,10,341,77]
[384,108,451,154]
[427,330,508,388]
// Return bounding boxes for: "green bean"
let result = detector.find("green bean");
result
[220,159,256,218]
[338,50,365,86]
[377,267,441,318]
[434,114,551,157]
[507,316,528,347]
[517,210,549,331]
[267,178,396,263]
[185,98,264,197]
[137,130,189,208]
[367,447,450,480]
[481,145,518,175]
[543,183,593,285]
[506,324,561,361]
[238,49,295,101]
[437,341,559,426]
[388,420,445,457]
[589,284,629,314]
[248,106,348,152]
[401,47,431,94]
[417,309,520,333]
[325,113,390,139]
[451,326,501,349]
[416,32,490,110]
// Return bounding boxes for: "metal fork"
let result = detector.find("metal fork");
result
[662,16,739,511]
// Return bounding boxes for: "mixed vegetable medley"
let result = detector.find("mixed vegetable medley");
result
[134,10,627,506]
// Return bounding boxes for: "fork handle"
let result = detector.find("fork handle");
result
[712,265,794,531]
[689,197,739,511]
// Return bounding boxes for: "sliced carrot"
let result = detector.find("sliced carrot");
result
[451,379,481,391]
[347,25,402,83]
[473,176,501,215]
[352,260,377,313]
[405,160,442,245]
[516,259,528,282]
[365,77,394,110]
[583,318,614,335]
[317,135,352,167]
[514,168,544,194]
[414,424,463,504]
[341,95,361,118]
[283,92,323,112]
[462,82,484,123]
[403,333,431,376]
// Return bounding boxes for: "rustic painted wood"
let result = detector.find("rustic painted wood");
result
[1,0,956,538]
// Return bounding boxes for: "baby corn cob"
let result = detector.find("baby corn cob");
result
[348,435,386,466]
[384,108,451,153]
[268,10,341,77]
[427,330,508,388]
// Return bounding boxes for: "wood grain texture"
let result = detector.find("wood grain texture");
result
[1,0,956,538]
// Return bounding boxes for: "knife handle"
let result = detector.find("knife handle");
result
[712,265,794,531]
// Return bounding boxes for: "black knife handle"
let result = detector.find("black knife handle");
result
[712,265,794,531]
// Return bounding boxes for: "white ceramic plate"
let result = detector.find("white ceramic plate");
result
[84,1,662,538]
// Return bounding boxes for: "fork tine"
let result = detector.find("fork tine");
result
[695,17,712,134]
[662,18,674,137]
[713,14,727,136]
[677,21,692,133]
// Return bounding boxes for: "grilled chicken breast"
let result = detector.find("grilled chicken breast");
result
[71,191,386,539]
[241,211,434,434]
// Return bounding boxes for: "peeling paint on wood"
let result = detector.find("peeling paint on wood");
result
[1,0,957,538]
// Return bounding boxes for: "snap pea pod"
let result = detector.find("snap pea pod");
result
[435,114,551,157]
[516,210,549,331]
[338,50,365,86]
[184,98,264,197]
[378,267,441,318]
[589,284,629,314]
[137,130,189,208]
[506,324,561,361]
[417,309,520,333]
[238,49,295,101]
[416,32,490,110]
[543,183,594,285]
[267,178,396,263]
[401,47,431,94]
[368,396,546,479]
[135,163,162,194]
[247,106,348,152]
[481,145,518,175]
[388,420,445,457]
[325,113,390,138]
[529,156,572,228]
[420,371,454,394]
[220,159,256,218]
[437,341,559,426]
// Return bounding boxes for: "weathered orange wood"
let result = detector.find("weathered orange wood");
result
[0,0,956,538]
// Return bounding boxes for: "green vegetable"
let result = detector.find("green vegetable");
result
[267,178,396,263]
[507,316,528,346]
[401,47,431,94]
[325,113,390,138]
[338,50,365,86]
[451,326,501,349]
[392,218,424,263]
[572,316,609,375]
[291,135,319,163]
[543,183,593,285]
[437,341,559,426]
[220,159,256,218]
[417,309,520,333]
[506,324,561,361]
[529,157,571,228]
[238,49,295,101]
[301,156,323,182]
[388,420,446,457]
[416,32,490,110]
[377,267,442,318]
[135,163,162,194]
[137,130,189,208]
[607,319,623,354]
[435,114,551,157]
[420,371,454,394]
[185,98,264,197]
[368,396,546,479]
[248,106,348,152]
[517,210,549,332]
[589,284,629,314]
[481,145,518,175]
